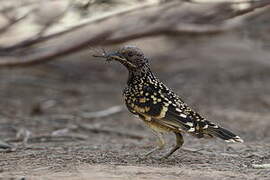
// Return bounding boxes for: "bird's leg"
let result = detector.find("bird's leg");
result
[160,132,184,159]
[143,131,165,157]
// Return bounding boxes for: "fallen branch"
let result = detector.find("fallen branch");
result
[0,13,29,35]
[0,1,269,67]
[0,31,112,68]
[0,1,159,51]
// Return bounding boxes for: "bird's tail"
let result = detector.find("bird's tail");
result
[203,121,244,143]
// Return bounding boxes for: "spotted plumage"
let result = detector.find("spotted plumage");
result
[93,46,243,159]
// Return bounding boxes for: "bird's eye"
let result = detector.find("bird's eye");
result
[106,56,114,62]
[128,52,133,57]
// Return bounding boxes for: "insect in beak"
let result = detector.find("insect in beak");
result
[92,49,136,68]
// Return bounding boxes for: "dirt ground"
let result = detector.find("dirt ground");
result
[1,9,270,180]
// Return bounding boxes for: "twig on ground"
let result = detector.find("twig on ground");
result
[81,105,124,119]
[51,128,70,136]
[0,139,13,149]
[252,164,270,169]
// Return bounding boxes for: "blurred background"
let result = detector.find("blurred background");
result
[0,0,270,179]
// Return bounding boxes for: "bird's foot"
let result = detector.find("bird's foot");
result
[155,152,172,160]
[143,146,162,157]
[136,146,164,161]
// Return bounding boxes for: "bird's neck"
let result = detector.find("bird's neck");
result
[127,65,156,86]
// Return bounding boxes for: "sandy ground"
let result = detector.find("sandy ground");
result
[1,2,270,179]
[1,32,270,179]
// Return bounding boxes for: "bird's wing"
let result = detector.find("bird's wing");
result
[128,83,205,133]
[129,83,243,142]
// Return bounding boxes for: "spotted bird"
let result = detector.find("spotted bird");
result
[93,46,243,159]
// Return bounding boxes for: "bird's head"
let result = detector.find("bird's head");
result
[93,46,149,72]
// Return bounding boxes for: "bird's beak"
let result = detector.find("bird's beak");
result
[109,53,137,67]
[93,52,136,68]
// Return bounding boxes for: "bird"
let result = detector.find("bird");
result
[93,46,243,159]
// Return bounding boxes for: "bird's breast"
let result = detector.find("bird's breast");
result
[144,119,174,133]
